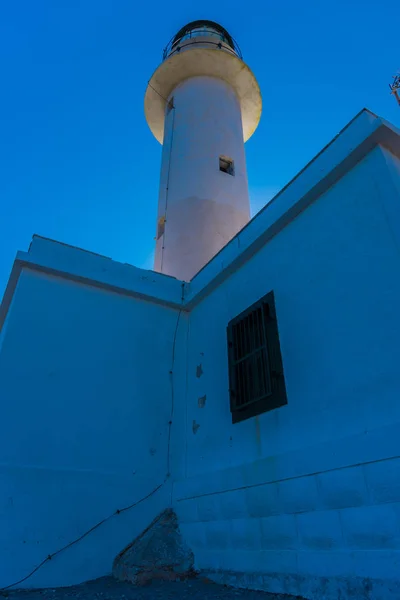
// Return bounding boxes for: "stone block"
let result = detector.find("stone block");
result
[260,514,298,550]
[196,494,221,522]
[297,572,388,600]
[218,488,247,520]
[352,549,400,579]
[192,548,220,571]
[297,509,343,550]
[203,519,231,550]
[230,517,262,550]
[195,548,253,574]
[203,570,301,597]
[340,503,400,549]
[179,521,206,549]
[297,550,351,577]
[254,549,298,574]
[216,549,253,573]
[206,561,400,600]
[245,482,280,517]
[175,499,198,523]
[364,458,400,504]
[317,465,368,509]
[113,508,194,584]
[278,475,320,514]
[203,548,298,576]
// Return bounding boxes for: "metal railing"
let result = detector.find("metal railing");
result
[162,27,242,61]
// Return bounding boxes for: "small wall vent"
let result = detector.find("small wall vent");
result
[219,156,235,176]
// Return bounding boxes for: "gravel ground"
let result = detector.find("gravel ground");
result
[1,576,305,600]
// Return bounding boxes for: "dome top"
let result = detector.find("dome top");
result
[172,20,235,48]
[163,20,242,60]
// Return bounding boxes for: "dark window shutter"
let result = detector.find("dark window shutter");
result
[263,291,287,411]
[227,289,287,424]
[227,322,237,413]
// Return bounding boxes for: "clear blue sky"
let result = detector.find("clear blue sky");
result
[1,0,399,298]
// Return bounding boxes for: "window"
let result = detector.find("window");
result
[157,216,166,240]
[219,156,234,176]
[227,290,287,424]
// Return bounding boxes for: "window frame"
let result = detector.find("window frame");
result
[219,156,235,176]
[227,290,287,424]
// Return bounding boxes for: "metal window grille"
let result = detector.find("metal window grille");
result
[227,290,287,423]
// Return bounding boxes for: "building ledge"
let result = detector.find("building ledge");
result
[0,236,186,332]
[1,109,399,331]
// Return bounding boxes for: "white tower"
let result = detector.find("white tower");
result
[145,20,261,281]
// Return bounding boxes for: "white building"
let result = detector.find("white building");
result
[1,20,400,600]
[146,20,261,281]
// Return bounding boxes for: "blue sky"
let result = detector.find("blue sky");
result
[0,0,399,298]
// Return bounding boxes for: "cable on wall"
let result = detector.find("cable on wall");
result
[147,81,170,104]
[159,99,176,274]
[0,482,164,593]
[0,291,185,593]
[166,283,185,509]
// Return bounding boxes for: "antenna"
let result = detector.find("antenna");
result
[389,73,400,106]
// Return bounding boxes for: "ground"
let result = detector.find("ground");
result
[1,577,305,600]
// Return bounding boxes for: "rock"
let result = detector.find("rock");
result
[112,509,194,585]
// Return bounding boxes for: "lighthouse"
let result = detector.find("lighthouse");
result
[145,20,262,282]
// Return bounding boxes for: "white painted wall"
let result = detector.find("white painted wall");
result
[173,146,400,600]
[0,262,187,589]
[1,112,399,597]
[154,76,250,281]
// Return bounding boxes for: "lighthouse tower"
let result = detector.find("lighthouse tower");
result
[145,20,261,281]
